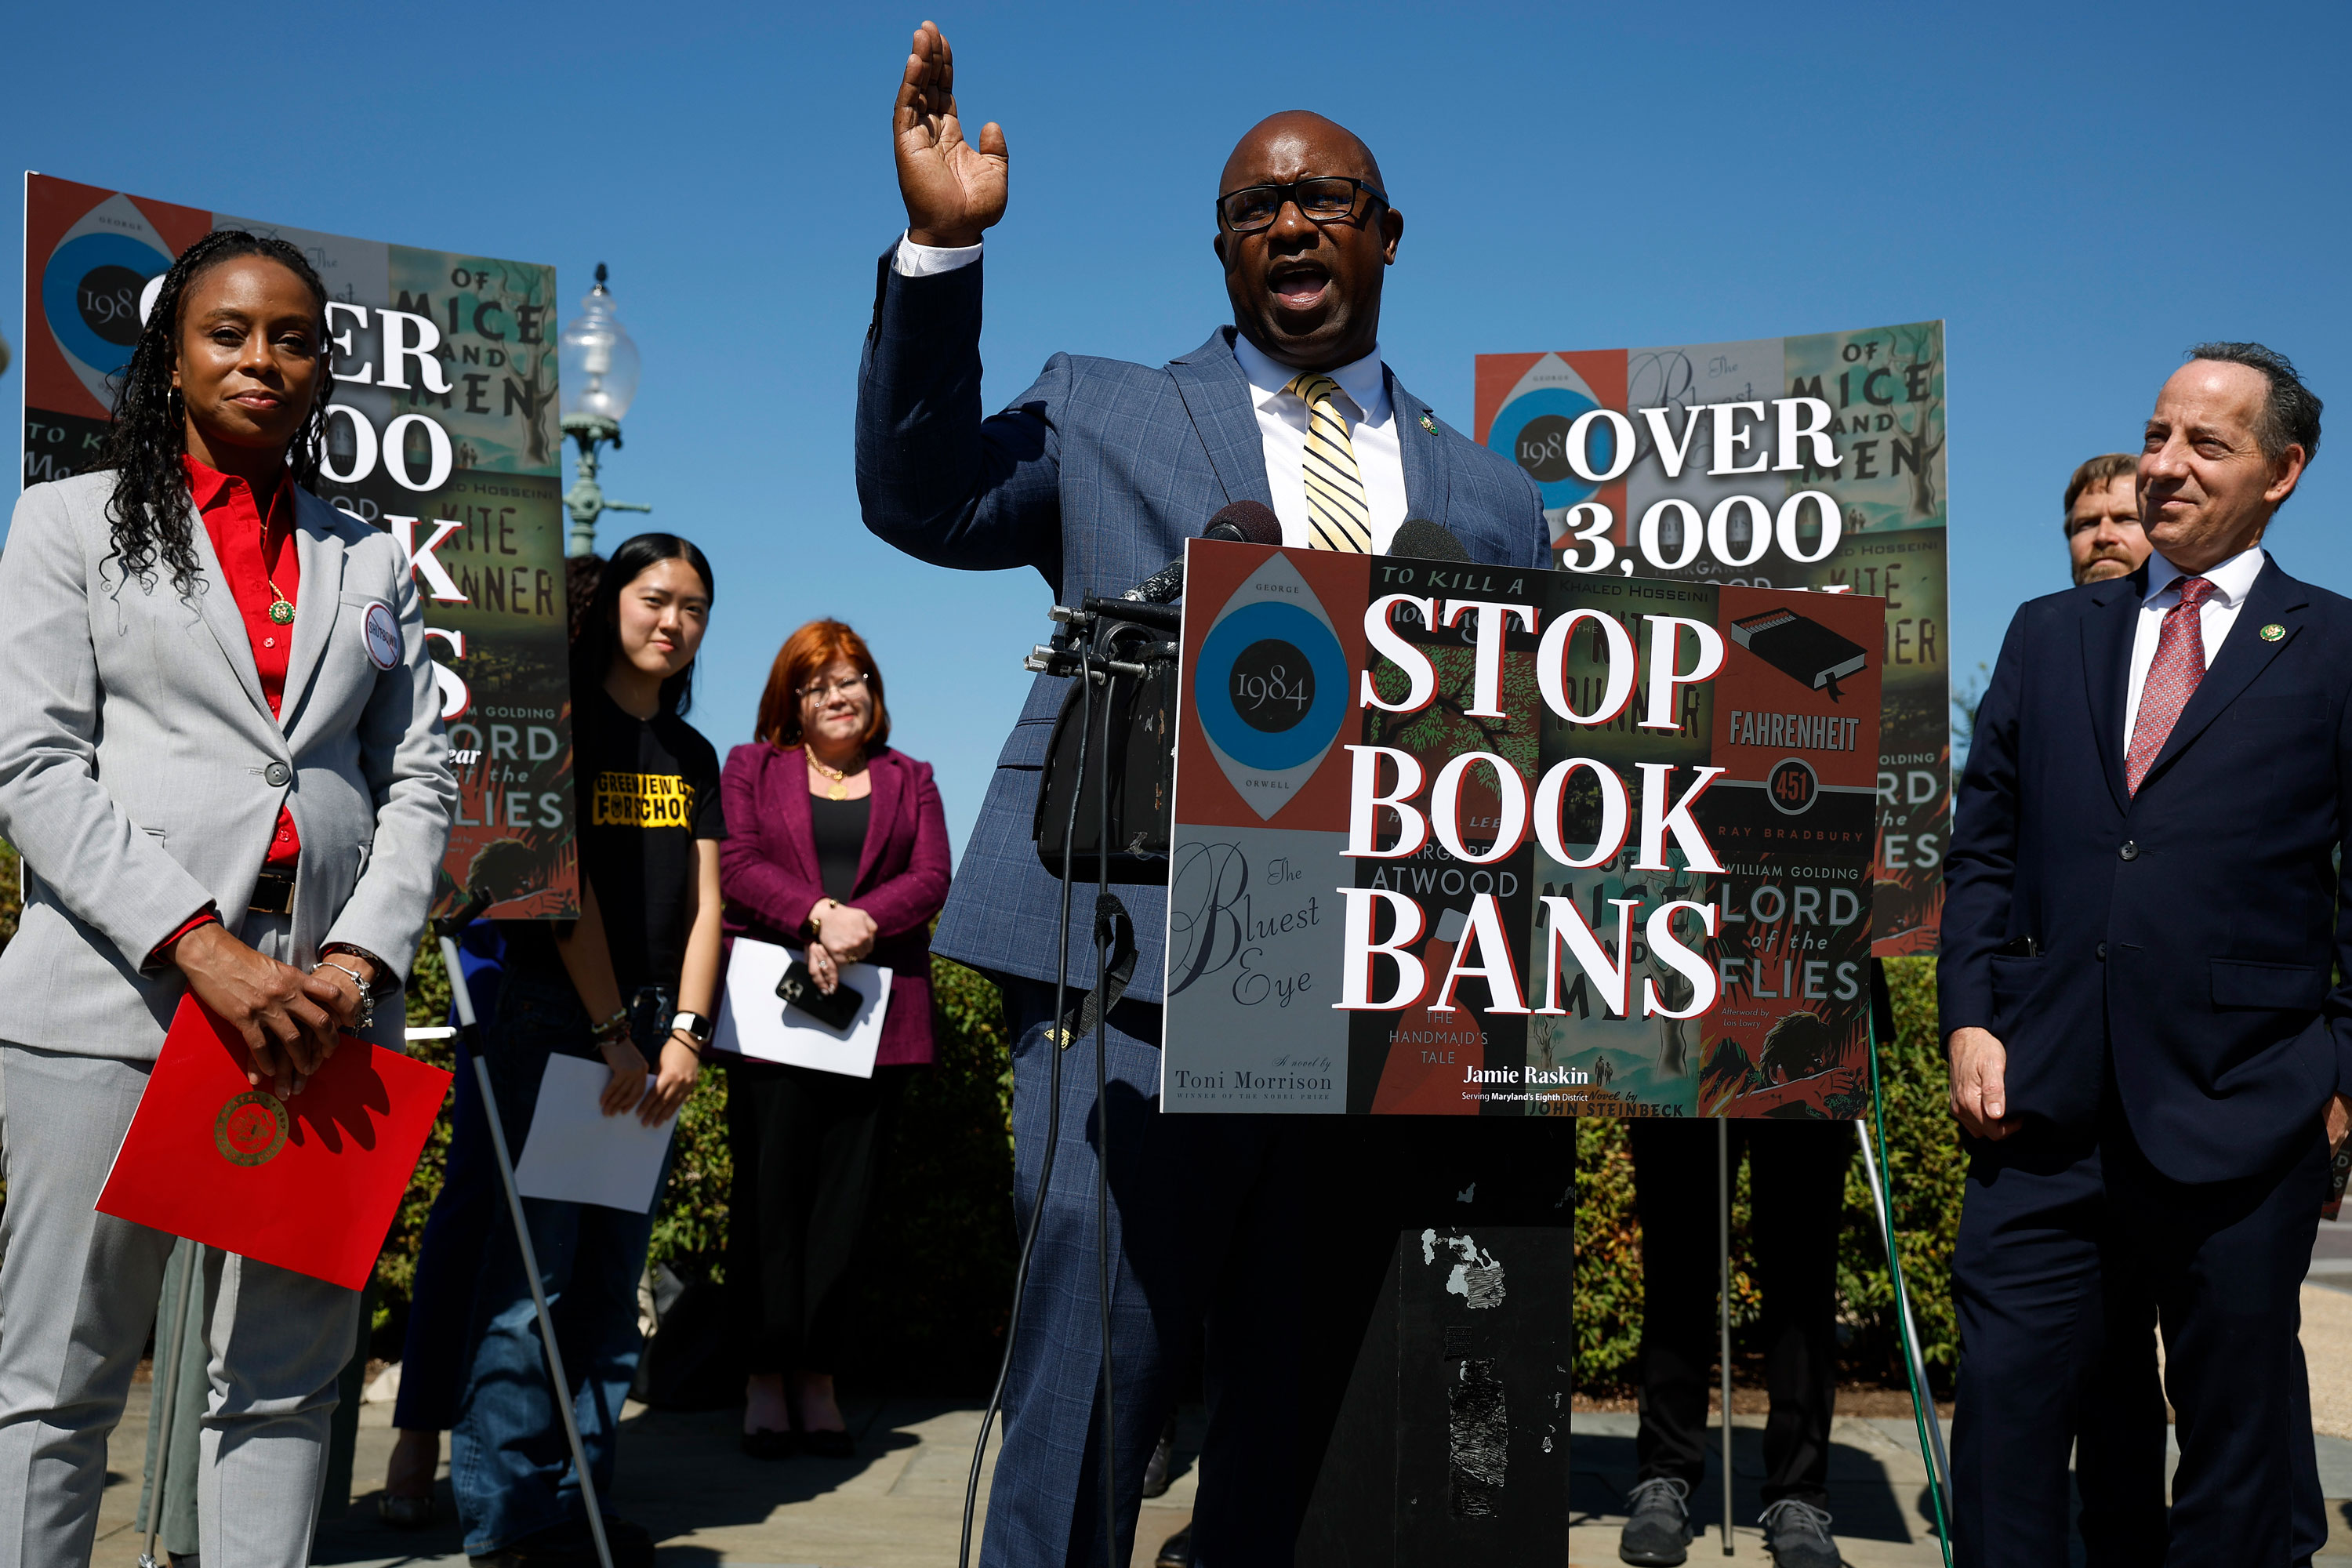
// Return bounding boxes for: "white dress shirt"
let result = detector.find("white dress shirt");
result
[895,234,1410,551]
[2122,543,2267,746]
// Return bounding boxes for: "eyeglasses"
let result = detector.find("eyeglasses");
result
[1215,176,1388,234]
[798,673,870,701]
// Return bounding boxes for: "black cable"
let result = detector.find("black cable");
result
[957,642,1094,1568]
[1092,660,1120,1568]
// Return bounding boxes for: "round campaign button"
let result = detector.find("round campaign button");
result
[2260,622,2286,642]
[362,602,401,670]
[1766,756,1819,817]
[215,1090,289,1167]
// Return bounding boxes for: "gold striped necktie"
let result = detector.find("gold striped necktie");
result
[1287,372,1373,553]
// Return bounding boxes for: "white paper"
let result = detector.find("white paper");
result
[511,1055,676,1212]
[710,936,890,1078]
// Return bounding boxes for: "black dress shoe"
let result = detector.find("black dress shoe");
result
[1155,1523,1194,1568]
[741,1427,797,1460]
[800,1426,855,1459]
[1141,1411,1178,1498]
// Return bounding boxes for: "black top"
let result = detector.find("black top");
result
[808,794,871,906]
[505,685,727,996]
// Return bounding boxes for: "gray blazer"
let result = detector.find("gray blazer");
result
[0,470,456,1059]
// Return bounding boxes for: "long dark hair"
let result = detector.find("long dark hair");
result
[89,230,334,595]
[573,532,717,717]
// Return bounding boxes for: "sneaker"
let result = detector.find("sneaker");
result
[1759,1498,1840,1568]
[1619,1475,1693,1566]
[468,1522,600,1568]
[597,1513,657,1566]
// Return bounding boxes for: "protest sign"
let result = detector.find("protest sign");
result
[1475,325,1947,954]
[21,172,575,918]
[1161,540,1882,1117]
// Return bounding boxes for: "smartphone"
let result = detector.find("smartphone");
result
[777,960,863,1032]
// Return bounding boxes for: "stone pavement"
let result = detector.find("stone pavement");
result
[89,1275,2352,1565]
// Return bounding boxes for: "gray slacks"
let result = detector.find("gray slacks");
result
[0,1041,361,1567]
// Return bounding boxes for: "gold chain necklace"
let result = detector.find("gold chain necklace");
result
[807,751,862,801]
[259,509,295,625]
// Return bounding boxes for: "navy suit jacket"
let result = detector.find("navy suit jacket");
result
[855,250,1548,1001]
[1940,554,2352,1185]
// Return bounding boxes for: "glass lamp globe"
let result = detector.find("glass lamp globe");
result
[559,263,641,423]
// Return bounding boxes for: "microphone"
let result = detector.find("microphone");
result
[1125,500,1284,603]
[1388,517,1470,561]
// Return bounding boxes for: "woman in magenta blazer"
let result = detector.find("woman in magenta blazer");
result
[718,619,949,1458]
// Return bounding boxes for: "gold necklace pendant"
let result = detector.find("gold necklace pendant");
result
[808,750,858,802]
[259,514,295,623]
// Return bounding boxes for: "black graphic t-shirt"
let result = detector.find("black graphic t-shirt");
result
[505,685,727,997]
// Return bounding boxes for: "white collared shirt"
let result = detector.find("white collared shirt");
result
[2122,543,2267,747]
[1229,332,1406,553]
[895,234,1410,551]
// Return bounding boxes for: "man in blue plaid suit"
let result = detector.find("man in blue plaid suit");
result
[857,24,1548,1566]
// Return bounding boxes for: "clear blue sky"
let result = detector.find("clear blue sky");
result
[6,2,2346,855]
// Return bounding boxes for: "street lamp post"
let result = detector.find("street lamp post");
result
[558,263,648,557]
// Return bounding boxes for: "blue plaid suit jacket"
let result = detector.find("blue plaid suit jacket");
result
[856,249,1548,1000]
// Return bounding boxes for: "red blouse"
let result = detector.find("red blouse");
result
[148,456,314,964]
[184,454,303,866]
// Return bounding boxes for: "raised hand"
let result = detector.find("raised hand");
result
[893,20,1007,247]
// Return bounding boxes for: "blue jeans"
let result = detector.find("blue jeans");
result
[393,922,506,1432]
[449,973,672,1555]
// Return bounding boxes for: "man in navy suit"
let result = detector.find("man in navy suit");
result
[1942,342,2342,1566]
[858,22,1548,1566]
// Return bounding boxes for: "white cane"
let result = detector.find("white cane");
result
[139,1240,201,1568]
[438,897,614,1568]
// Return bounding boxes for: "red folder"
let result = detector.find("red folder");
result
[96,996,452,1290]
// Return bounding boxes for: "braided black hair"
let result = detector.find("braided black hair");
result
[87,230,334,595]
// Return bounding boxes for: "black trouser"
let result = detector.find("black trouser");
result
[1629,1117,1851,1507]
[724,1058,901,1374]
[1953,1108,2328,1567]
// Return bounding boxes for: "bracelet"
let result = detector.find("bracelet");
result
[591,1005,631,1045]
[315,960,376,1029]
[808,898,837,935]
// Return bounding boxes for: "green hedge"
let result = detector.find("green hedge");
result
[0,840,1954,1399]
[1570,956,1962,1392]
[379,942,1016,1392]
[380,950,1956,1395]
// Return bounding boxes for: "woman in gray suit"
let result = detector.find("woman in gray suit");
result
[0,230,454,1567]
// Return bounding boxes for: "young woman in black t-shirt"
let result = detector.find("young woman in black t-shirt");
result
[445,533,727,1566]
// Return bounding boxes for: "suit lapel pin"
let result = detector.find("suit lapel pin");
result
[1418,412,1436,434]
[2259,622,2285,641]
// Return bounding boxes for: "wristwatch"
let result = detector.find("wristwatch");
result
[670,1011,714,1047]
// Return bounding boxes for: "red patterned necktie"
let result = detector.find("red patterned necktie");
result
[2125,575,2216,796]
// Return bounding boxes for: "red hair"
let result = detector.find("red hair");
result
[756,619,890,750]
